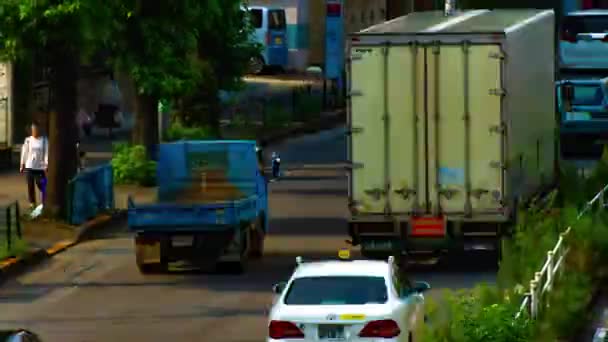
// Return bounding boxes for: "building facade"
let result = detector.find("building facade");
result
[247,0,418,71]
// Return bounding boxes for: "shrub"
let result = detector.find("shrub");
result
[165,120,216,141]
[263,102,291,130]
[417,157,608,341]
[419,285,535,342]
[293,90,322,121]
[111,143,157,187]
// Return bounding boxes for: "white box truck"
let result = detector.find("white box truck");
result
[346,9,557,261]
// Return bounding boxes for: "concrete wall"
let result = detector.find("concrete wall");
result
[309,0,387,67]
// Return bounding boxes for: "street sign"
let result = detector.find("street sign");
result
[324,0,344,80]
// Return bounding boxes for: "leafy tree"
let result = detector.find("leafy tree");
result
[106,0,206,155]
[0,0,115,218]
[176,0,261,135]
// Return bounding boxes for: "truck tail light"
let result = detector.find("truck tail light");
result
[358,319,401,338]
[266,31,271,45]
[269,320,305,339]
[602,35,608,43]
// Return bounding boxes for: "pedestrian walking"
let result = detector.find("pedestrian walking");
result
[271,152,281,180]
[20,121,48,210]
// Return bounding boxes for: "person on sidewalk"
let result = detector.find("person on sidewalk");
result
[19,121,48,210]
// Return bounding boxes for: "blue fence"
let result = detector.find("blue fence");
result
[67,163,114,225]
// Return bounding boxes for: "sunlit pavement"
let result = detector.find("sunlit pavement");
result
[0,126,496,341]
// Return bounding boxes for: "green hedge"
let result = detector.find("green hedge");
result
[165,120,216,141]
[418,151,608,341]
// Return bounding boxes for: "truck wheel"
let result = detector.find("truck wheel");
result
[249,216,265,259]
[135,239,168,274]
[219,229,249,274]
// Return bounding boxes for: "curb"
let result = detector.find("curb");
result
[0,211,126,282]
[258,110,345,148]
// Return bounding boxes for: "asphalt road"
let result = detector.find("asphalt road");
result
[0,127,496,341]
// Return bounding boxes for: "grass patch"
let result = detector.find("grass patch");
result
[0,236,28,260]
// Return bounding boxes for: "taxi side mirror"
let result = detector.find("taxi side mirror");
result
[272,281,287,294]
[561,83,574,112]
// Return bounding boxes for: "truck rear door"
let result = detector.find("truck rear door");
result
[349,42,504,217]
[426,43,504,216]
[349,45,424,215]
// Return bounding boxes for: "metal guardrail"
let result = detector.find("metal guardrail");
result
[67,163,114,225]
[516,184,608,320]
[0,201,22,252]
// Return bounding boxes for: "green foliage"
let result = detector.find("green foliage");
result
[420,285,534,342]
[165,120,216,142]
[111,143,156,187]
[420,157,608,341]
[0,236,28,260]
[263,102,292,130]
[0,0,115,62]
[536,270,593,341]
[108,1,205,98]
[294,89,323,120]
[171,0,260,127]
[497,190,563,290]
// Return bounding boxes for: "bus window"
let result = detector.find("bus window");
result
[250,9,263,28]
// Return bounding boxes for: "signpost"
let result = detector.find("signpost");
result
[324,0,344,108]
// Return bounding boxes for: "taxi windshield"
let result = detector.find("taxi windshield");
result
[283,276,388,305]
[571,84,604,106]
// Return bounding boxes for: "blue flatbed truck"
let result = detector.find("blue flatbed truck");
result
[127,140,268,274]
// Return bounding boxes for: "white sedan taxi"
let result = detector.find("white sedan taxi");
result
[267,249,430,341]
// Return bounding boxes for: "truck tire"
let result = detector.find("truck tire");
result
[135,238,168,274]
[249,215,266,259]
[219,228,249,274]
[135,246,168,274]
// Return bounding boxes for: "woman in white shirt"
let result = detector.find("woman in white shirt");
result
[19,122,49,209]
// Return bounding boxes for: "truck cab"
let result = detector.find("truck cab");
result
[558,78,608,158]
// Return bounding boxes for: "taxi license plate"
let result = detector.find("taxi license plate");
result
[274,37,282,44]
[172,235,194,247]
[362,240,393,251]
[318,325,345,340]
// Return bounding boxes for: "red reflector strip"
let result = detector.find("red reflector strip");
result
[411,218,445,237]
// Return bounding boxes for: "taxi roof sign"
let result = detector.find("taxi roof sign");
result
[338,248,351,260]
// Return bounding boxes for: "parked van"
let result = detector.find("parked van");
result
[243,6,289,74]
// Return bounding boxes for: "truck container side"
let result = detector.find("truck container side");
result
[347,9,556,260]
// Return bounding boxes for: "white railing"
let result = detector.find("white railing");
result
[515,183,608,320]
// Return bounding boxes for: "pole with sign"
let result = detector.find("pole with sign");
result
[324,0,344,108]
